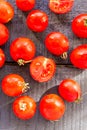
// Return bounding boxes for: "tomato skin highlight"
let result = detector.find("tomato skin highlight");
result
[16,0,35,11]
[45,32,69,56]
[0,0,14,23]
[30,56,56,82]
[10,37,36,63]
[26,10,48,32]
[2,74,29,97]
[58,79,81,102]
[0,23,9,46]
[70,44,87,69]
[40,94,65,121]
[49,0,74,14]
[72,14,87,38]
[12,96,36,120]
[0,48,5,68]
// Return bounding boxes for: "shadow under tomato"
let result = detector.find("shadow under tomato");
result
[39,85,59,102]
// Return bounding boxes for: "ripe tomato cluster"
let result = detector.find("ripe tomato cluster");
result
[0,0,87,121]
[1,73,81,120]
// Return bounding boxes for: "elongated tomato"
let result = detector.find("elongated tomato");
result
[45,32,69,56]
[72,14,87,38]
[58,79,81,102]
[0,48,5,68]
[16,0,35,11]
[0,0,14,23]
[2,74,30,97]
[49,0,74,14]
[0,23,9,46]
[70,44,87,69]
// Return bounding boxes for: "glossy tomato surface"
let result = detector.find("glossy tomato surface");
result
[72,14,87,38]
[12,96,36,120]
[70,44,87,69]
[10,37,36,65]
[49,0,74,14]
[2,74,29,97]
[16,0,35,11]
[0,48,5,68]
[45,32,69,56]
[40,94,65,121]
[0,23,9,46]
[0,0,14,23]
[58,79,81,102]
[30,56,56,82]
[26,10,48,32]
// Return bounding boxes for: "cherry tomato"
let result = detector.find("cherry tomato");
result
[0,23,9,46]
[0,0,14,23]
[26,10,48,32]
[40,94,65,121]
[49,0,74,14]
[16,0,35,11]
[45,32,69,56]
[72,14,87,38]
[0,48,5,68]
[58,79,81,102]
[10,37,36,65]
[2,74,29,97]
[70,44,87,69]
[30,56,56,82]
[12,96,36,120]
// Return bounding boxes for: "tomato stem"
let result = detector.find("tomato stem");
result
[19,102,27,111]
[17,59,33,66]
[75,92,87,103]
[21,82,30,93]
[84,19,87,26]
[60,52,68,60]
[75,98,82,103]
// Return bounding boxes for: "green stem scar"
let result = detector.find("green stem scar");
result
[84,19,87,26]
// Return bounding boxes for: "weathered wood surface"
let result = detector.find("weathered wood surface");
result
[1,0,87,64]
[0,0,87,130]
[0,65,87,130]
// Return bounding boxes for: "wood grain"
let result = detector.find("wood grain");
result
[0,0,87,130]
[0,65,87,130]
[1,0,87,64]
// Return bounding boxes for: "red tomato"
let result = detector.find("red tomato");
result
[12,96,36,120]
[0,23,9,46]
[72,14,87,38]
[45,32,69,56]
[26,10,48,32]
[49,0,74,14]
[10,37,36,65]
[70,44,87,69]
[0,0,14,23]
[30,56,56,82]
[2,74,29,97]
[0,48,5,68]
[40,94,65,121]
[58,79,81,102]
[16,0,35,11]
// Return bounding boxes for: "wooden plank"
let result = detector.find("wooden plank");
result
[0,64,87,130]
[1,0,87,64]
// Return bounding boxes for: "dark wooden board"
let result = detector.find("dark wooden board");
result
[0,65,87,130]
[1,0,87,64]
[0,0,87,130]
